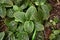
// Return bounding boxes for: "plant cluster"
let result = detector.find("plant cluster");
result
[0,0,60,40]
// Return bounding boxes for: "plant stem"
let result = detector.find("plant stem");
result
[32,30,36,40]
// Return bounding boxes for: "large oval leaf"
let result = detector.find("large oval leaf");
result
[14,11,26,23]
[24,21,34,33]
[25,6,37,20]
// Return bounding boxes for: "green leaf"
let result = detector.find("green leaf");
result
[24,21,34,33]
[17,32,29,40]
[0,0,5,3]
[0,0,13,7]
[53,16,59,23]
[0,7,6,18]
[13,5,19,11]
[25,6,37,20]
[0,32,5,40]
[49,34,56,40]
[7,9,14,18]
[17,24,24,32]
[35,22,44,31]
[10,35,16,40]
[8,20,18,32]
[39,0,46,5]
[35,0,46,6]
[31,7,44,22]
[53,30,60,35]
[49,30,60,40]
[41,4,52,20]
[13,5,23,12]
[20,2,28,10]
[7,31,16,40]
[35,31,44,40]
[14,11,26,23]
[56,35,60,40]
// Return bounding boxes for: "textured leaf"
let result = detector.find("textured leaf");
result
[6,31,16,40]
[0,32,5,40]
[25,6,37,20]
[0,7,6,18]
[35,22,44,31]
[17,24,24,32]
[17,32,29,40]
[41,4,52,20]
[7,9,14,18]
[8,21,18,32]
[0,0,13,7]
[24,21,34,33]
[35,31,44,40]
[39,0,46,5]
[14,11,26,23]
[20,3,28,10]
[12,0,23,6]
[13,5,19,11]
[31,7,44,22]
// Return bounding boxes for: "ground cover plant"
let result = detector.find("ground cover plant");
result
[0,0,60,40]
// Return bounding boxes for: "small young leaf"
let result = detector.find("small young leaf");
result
[13,5,19,11]
[53,16,59,23]
[24,21,34,33]
[8,20,18,32]
[35,0,46,5]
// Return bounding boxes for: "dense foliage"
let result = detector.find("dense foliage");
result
[0,0,60,40]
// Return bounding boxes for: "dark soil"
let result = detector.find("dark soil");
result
[44,0,60,40]
[0,17,7,32]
